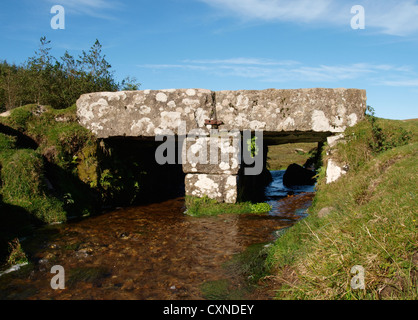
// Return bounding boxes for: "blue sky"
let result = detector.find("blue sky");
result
[1,0,417,119]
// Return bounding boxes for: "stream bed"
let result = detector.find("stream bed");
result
[0,170,314,300]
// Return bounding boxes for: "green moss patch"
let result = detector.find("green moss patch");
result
[185,196,272,217]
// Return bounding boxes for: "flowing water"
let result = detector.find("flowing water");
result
[0,170,314,300]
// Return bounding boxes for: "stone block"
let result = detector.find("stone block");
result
[326,159,347,184]
[215,88,366,133]
[76,89,215,138]
[182,132,241,175]
[185,174,239,203]
[327,134,345,148]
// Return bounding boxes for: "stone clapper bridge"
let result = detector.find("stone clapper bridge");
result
[76,88,367,203]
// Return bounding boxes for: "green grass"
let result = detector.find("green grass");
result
[185,196,272,217]
[0,133,16,151]
[224,243,270,284]
[334,117,414,172]
[6,238,28,266]
[201,243,271,300]
[200,278,251,300]
[265,118,417,300]
[8,105,35,131]
[0,148,66,224]
[201,279,234,300]
[267,142,318,170]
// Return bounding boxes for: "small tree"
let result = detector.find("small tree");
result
[0,61,29,110]
[0,61,17,110]
[0,37,140,110]
[120,76,141,91]
[26,37,55,105]
[77,39,117,93]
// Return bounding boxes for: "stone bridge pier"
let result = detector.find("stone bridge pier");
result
[77,88,367,203]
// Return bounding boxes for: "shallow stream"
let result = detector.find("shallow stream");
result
[0,170,314,300]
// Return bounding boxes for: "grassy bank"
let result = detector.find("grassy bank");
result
[0,104,98,219]
[0,104,101,264]
[265,117,417,299]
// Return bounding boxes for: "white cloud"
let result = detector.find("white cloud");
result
[53,0,115,9]
[183,58,300,66]
[45,0,121,19]
[380,79,418,87]
[138,58,416,86]
[364,0,418,36]
[199,0,336,23]
[200,0,418,36]
[139,64,210,71]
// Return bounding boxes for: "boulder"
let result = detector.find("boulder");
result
[283,163,316,187]
[317,207,335,218]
